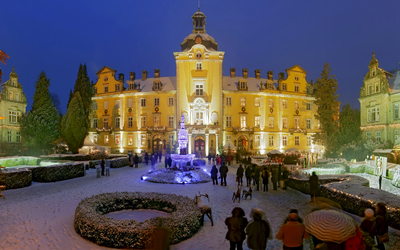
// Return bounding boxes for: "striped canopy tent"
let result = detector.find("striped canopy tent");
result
[304,209,356,244]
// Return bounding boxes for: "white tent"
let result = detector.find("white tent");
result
[223,140,237,153]
[268,149,282,155]
[285,148,300,153]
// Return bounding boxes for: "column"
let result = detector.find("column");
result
[205,134,209,156]
[216,134,219,154]
[188,134,192,154]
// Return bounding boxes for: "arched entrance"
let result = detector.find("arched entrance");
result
[237,135,248,151]
[152,135,163,153]
[194,136,205,158]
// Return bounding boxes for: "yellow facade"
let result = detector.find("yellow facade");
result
[89,10,321,155]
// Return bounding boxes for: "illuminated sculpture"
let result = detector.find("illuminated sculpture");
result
[171,112,195,170]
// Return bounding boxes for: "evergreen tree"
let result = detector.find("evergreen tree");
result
[337,104,363,160]
[61,92,87,153]
[313,63,340,158]
[73,64,93,118]
[67,89,73,107]
[20,72,60,155]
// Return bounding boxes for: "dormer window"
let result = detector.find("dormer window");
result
[295,76,299,81]
[372,70,375,77]
[153,81,162,91]
[196,52,202,59]
[129,83,134,89]
[267,82,273,89]
[196,83,204,95]
[239,80,247,90]
[115,84,120,91]
[295,85,299,92]
[104,76,108,82]
[196,62,202,70]
[104,86,108,93]
[375,83,379,93]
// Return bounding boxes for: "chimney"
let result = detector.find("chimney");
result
[230,68,236,78]
[255,69,261,79]
[142,70,148,80]
[267,71,273,80]
[278,72,285,81]
[154,69,160,78]
[118,73,124,82]
[129,72,135,81]
[242,68,248,78]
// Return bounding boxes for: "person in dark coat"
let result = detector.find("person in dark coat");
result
[309,171,319,202]
[245,209,272,250]
[134,153,139,168]
[219,163,228,186]
[167,157,172,168]
[144,152,149,165]
[225,207,248,250]
[262,167,269,192]
[130,153,135,168]
[101,158,105,176]
[271,168,279,190]
[245,165,252,187]
[151,154,156,170]
[208,154,211,164]
[247,156,251,164]
[164,156,168,168]
[254,167,261,191]
[236,164,244,185]
[375,202,389,250]
[158,152,162,162]
[251,165,257,186]
[360,208,377,250]
[210,165,218,185]
[236,153,240,164]
[128,153,132,167]
[278,164,282,187]
[281,167,289,190]
[379,175,382,190]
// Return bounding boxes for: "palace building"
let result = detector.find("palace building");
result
[89,9,322,156]
[359,52,400,148]
[0,66,27,154]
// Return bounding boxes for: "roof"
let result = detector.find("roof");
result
[372,149,392,154]
[127,77,177,92]
[388,70,400,90]
[222,76,278,91]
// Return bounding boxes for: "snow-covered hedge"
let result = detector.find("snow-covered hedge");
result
[288,175,400,230]
[40,154,91,161]
[74,192,202,248]
[0,168,32,189]
[0,156,40,167]
[32,163,84,182]
[303,167,345,175]
[392,168,400,188]
[108,157,129,168]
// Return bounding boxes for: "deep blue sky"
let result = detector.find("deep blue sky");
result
[1,0,400,114]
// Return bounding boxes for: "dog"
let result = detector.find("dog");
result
[232,186,241,203]
[242,186,253,200]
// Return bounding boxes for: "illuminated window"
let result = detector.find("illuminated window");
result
[294,101,299,110]
[269,99,274,108]
[93,118,98,128]
[196,62,202,70]
[104,135,109,144]
[129,83,134,89]
[255,98,260,107]
[294,118,300,128]
[306,102,311,110]
[141,98,146,107]
[115,117,120,128]
[141,134,146,146]
[154,115,160,126]
[282,135,288,146]
[307,136,312,146]
[268,117,274,128]
[8,111,19,123]
[104,86,108,93]
[226,116,232,127]
[269,135,274,146]
[128,117,133,127]
[295,85,299,92]
[168,116,174,127]
[141,116,146,127]
[240,97,246,107]
[115,134,120,145]
[128,134,133,145]
[295,76,299,81]
[195,112,203,124]
[226,97,232,106]
[240,116,247,128]
[295,136,300,146]
[282,118,287,129]
[255,135,260,147]
[103,117,109,129]
[255,116,260,127]
[282,84,287,91]
[154,98,159,106]
[168,97,174,106]
[282,100,288,109]
[239,81,246,89]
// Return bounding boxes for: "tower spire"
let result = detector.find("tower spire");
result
[198,0,200,11]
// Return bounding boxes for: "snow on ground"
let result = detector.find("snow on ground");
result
[1,160,400,250]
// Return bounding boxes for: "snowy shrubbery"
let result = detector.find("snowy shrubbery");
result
[392,168,400,188]
[108,157,129,168]
[0,157,40,168]
[142,168,212,184]
[0,168,32,190]
[303,167,346,175]
[74,192,202,248]
[32,163,84,182]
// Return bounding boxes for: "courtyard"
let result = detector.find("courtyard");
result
[1,160,400,250]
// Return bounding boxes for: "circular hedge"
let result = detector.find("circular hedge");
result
[74,192,202,248]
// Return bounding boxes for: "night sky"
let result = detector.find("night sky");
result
[1,0,400,114]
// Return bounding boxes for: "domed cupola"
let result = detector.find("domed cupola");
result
[181,9,218,52]
[10,66,18,79]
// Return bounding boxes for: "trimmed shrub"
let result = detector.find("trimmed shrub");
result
[74,192,202,248]
[89,160,100,169]
[32,163,84,182]
[0,168,32,189]
[0,156,40,167]
[108,157,129,168]
[40,155,91,161]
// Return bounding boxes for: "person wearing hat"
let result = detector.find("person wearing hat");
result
[360,208,377,250]
[276,213,309,249]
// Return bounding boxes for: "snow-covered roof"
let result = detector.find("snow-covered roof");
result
[222,76,278,91]
[388,70,400,90]
[127,77,177,92]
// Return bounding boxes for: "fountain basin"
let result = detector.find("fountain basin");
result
[171,154,195,171]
